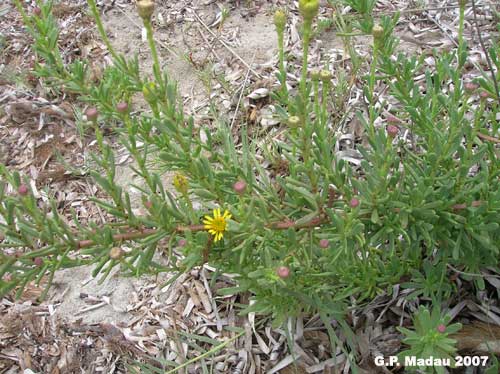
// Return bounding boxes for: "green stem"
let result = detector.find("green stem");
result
[278,32,288,100]
[300,23,311,98]
[87,0,119,61]
[143,19,162,85]
[458,3,466,68]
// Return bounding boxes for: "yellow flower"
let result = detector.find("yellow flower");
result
[203,209,231,242]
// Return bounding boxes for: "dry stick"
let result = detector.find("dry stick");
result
[76,215,328,249]
[196,26,221,61]
[116,6,179,58]
[477,132,500,144]
[75,197,487,248]
[370,3,490,16]
[192,10,262,79]
[230,54,255,130]
[471,0,500,104]
[424,12,459,47]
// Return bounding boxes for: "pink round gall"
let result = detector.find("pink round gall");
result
[233,180,247,195]
[85,107,98,122]
[277,266,290,279]
[387,124,399,138]
[18,184,29,196]
[350,198,360,208]
[437,324,446,333]
[116,102,129,114]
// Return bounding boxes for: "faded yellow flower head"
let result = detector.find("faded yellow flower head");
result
[136,0,155,21]
[173,173,189,194]
[203,209,232,242]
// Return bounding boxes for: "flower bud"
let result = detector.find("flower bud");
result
[33,257,43,267]
[109,247,124,260]
[136,0,155,21]
[33,7,42,16]
[142,82,156,103]
[85,107,98,122]
[320,69,332,82]
[464,82,479,93]
[386,114,401,124]
[116,102,129,114]
[178,239,187,247]
[274,9,286,34]
[387,124,399,138]
[18,184,29,197]
[277,266,290,279]
[437,324,446,333]
[233,180,247,195]
[173,173,189,194]
[310,69,321,81]
[350,198,360,208]
[480,91,490,100]
[372,24,384,39]
[319,239,329,248]
[288,115,301,127]
[144,200,153,209]
[299,0,319,22]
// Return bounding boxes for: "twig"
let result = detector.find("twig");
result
[371,3,490,15]
[424,12,459,47]
[471,0,500,104]
[477,132,500,144]
[230,54,255,130]
[116,6,179,58]
[447,264,500,279]
[191,10,262,79]
[196,24,221,61]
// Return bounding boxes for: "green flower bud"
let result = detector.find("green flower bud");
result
[320,69,332,82]
[372,24,384,40]
[136,0,155,21]
[274,9,286,34]
[310,69,321,81]
[142,82,156,103]
[288,115,301,127]
[299,0,319,22]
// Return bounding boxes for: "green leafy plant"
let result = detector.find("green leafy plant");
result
[2,0,500,371]
[397,306,462,374]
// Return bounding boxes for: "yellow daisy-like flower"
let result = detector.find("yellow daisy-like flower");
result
[203,209,232,242]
